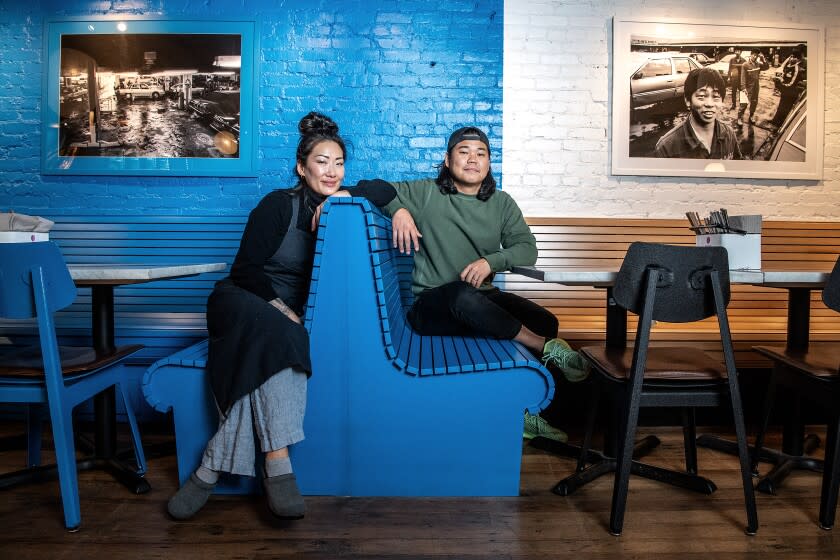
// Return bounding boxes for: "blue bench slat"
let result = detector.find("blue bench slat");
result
[405,330,421,375]
[418,335,435,376]
[461,337,488,371]
[487,338,516,369]
[52,235,241,245]
[393,323,411,368]
[478,338,503,370]
[55,253,231,263]
[431,336,448,375]
[450,336,474,373]
[440,335,461,374]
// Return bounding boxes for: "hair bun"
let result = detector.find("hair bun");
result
[299,111,339,137]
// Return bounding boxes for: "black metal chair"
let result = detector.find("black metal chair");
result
[752,254,840,530]
[575,242,758,536]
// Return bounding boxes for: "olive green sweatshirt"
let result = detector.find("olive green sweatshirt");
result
[383,179,537,294]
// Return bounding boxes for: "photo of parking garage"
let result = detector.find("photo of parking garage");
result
[58,32,242,159]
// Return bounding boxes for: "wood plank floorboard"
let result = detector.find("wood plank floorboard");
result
[1,424,838,559]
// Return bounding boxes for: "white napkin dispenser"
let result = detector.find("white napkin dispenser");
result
[696,233,761,271]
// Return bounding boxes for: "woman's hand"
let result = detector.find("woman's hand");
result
[269,297,301,324]
[311,190,351,232]
[392,208,422,254]
[460,258,491,288]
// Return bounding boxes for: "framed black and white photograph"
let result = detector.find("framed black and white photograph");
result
[42,18,257,176]
[611,18,824,180]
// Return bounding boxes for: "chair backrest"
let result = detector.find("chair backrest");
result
[822,254,840,313]
[613,242,730,323]
[0,242,77,320]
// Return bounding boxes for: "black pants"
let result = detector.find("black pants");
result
[730,83,741,108]
[407,281,558,343]
[771,86,798,126]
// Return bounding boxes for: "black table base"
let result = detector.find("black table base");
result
[696,432,823,494]
[0,457,150,495]
[0,392,151,495]
[92,385,151,493]
[529,434,718,496]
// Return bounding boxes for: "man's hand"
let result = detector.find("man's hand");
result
[392,208,422,254]
[311,190,351,232]
[269,297,301,324]
[460,258,491,288]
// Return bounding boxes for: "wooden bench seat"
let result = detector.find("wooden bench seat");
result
[143,199,554,497]
[505,218,840,368]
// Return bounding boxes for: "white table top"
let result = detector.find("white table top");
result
[758,270,830,287]
[510,266,824,288]
[68,263,227,285]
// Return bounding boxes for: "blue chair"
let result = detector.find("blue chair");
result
[0,242,146,531]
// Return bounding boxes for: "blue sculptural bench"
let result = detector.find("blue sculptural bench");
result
[143,198,554,496]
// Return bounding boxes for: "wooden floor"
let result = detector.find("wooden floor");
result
[1,424,838,559]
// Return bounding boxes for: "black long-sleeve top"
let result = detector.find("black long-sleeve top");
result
[230,180,396,303]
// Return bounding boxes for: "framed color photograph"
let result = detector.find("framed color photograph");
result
[611,18,824,180]
[42,18,257,176]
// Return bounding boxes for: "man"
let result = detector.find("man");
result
[738,50,770,125]
[654,67,742,159]
[383,126,588,442]
[770,49,805,127]
[727,49,746,110]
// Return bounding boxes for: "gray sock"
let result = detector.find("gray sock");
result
[263,472,305,519]
[167,472,216,520]
[195,465,220,485]
[265,456,293,478]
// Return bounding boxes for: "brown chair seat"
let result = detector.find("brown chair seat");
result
[753,343,840,378]
[0,344,142,379]
[582,346,728,382]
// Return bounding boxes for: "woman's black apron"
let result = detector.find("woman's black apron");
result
[205,193,313,413]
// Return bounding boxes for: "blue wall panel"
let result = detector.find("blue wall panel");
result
[0,0,503,216]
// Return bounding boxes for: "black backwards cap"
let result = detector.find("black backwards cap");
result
[683,67,727,100]
[447,126,490,153]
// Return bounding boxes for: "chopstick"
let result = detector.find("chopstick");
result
[686,208,750,235]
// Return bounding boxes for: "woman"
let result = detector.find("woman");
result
[167,112,395,520]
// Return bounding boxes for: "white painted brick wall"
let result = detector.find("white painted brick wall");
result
[504,0,840,220]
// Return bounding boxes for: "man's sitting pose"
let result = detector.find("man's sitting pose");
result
[381,125,589,442]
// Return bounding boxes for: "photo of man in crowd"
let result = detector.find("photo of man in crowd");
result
[653,68,741,159]
[627,39,808,162]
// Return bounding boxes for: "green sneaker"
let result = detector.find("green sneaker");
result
[542,338,590,383]
[523,411,568,442]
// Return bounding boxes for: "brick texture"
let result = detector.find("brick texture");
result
[504,0,840,220]
[0,0,502,215]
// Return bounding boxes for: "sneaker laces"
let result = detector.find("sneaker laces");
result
[523,412,567,441]
[542,343,576,370]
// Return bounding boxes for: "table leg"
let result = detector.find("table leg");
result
[87,285,150,493]
[91,285,116,355]
[606,286,627,349]
[786,287,811,353]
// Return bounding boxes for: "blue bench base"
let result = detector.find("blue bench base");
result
[143,201,553,496]
[144,339,547,496]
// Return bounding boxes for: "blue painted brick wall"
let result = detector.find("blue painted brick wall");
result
[0,0,503,216]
